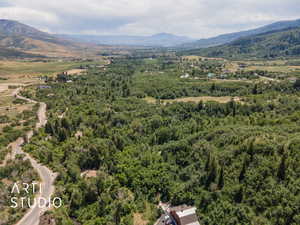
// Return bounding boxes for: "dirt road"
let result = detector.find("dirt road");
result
[3,88,57,225]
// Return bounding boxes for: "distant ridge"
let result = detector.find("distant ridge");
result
[181,18,300,48]
[181,27,300,59]
[57,32,194,47]
[0,19,94,57]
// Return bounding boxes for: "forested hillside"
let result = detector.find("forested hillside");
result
[181,18,300,48]
[182,27,300,59]
[22,57,300,225]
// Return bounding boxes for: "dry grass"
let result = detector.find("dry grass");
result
[80,170,97,178]
[234,59,300,73]
[224,62,240,73]
[144,97,157,104]
[0,87,34,117]
[182,55,202,61]
[245,65,300,73]
[182,55,226,61]
[0,103,34,117]
[0,60,86,76]
[144,96,242,104]
[0,123,9,132]
[133,213,149,225]
[66,69,87,75]
[21,38,76,57]
[210,78,252,83]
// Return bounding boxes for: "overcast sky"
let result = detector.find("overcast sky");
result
[0,0,299,38]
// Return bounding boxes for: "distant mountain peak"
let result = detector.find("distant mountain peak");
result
[58,33,194,47]
[0,19,48,37]
[0,19,82,58]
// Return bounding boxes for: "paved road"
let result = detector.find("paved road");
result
[4,88,57,225]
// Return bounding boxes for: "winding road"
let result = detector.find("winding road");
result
[3,88,57,225]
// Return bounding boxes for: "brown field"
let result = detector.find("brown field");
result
[0,60,91,77]
[144,96,242,104]
[66,69,87,75]
[234,59,300,73]
[182,55,202,61]
[245,65,300,73]
[210,78,252,83]
[182,55,226,61]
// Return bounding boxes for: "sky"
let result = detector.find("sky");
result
[0,0,299,39]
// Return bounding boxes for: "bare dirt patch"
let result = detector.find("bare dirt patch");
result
[133,213,148,225]
[66,69,86,75]
[144,96,242,104]
[80,170,97,178]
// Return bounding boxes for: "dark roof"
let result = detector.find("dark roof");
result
[180,214,199,225]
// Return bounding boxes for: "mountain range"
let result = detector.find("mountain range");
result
[182,18,300,49]
[1,18,300,59]
[59,19,300,48]
[0,19,79,57]
[0,19,110,58]
[181,27,300,59]
[57,33,194,47]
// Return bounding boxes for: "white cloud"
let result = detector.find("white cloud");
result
[0,6,59,24]
[0,0,299,38]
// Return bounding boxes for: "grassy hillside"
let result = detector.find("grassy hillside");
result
[0,47,44,58]
[181,27,300,59]
[0,19,104,58]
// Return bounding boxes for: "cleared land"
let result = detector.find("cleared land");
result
[0,60,93,77]
[234,59,300,73]
[144,96,242,104]
[133,213,148,225]
[66,68,87,75]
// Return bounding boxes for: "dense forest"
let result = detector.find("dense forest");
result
[181,27,300,59]
[21,57,300,225]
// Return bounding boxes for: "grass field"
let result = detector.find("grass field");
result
[0,60,96,77]
[235,59,300,73]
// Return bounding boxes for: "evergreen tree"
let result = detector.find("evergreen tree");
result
[239,159,247,183]
[206,157,218,188]
[252,84,258,95]
[235,186,243,203]
[218,166,225,189]
[278,154,287,181]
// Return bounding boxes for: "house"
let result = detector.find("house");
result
[207,73,215,79]
[220,74,228,79]
[238,63,247,69]
[287,77,297,83]
[169,205,200,225]
[38,85,51,89]
[180,73,190,79]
